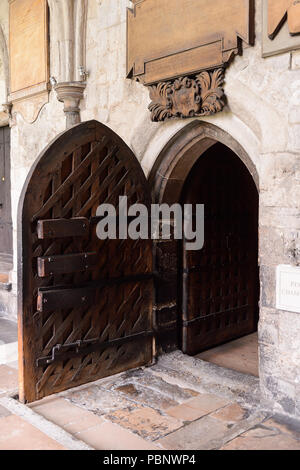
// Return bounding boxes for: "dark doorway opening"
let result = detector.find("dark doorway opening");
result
[180,143,259,358]
[0,125,12,273]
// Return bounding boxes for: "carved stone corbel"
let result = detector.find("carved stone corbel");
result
[54,82,86,128]
[127,0,254,121]
[148,68,225,122]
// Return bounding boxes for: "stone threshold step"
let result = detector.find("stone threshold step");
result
[153,351,261,407]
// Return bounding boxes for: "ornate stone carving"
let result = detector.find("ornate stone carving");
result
[127,0,253,121]
[148,68,224,122]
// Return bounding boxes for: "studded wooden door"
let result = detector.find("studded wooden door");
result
[19,121,153,403]
[181,143,259,356]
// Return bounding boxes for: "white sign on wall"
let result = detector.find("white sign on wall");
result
[276,265,300,314]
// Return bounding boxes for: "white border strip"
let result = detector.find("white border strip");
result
[0,396,94,451]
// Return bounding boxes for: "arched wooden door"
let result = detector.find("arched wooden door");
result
[181,143,259,355]
[18,121,153,403]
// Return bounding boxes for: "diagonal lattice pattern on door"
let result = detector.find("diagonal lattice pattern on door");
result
[19,121,153,403]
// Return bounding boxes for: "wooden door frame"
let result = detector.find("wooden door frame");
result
[148,120,260,354]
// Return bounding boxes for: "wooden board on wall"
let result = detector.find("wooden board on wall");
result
[10,0,49,94]
[268,0,300,39]
[127,0,253,85]
[263,0,300,57]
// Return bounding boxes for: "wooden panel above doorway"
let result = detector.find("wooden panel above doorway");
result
[8,0,50,123]
[127,0,254,121]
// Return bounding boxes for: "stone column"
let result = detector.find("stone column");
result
[48,0,88,128]
[54,82,86,128]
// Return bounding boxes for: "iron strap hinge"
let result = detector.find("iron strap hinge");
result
[36,330,154,368]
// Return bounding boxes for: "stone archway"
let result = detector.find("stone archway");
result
[149,120,260,355]
[149,120,259,204]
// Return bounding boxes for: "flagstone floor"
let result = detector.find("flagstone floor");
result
[196,333,259,377]
[0,352,300,450]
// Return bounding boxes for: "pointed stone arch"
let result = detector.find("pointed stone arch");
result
[149,120,259,205]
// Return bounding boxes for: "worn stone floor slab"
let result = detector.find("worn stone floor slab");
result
[75,421,161,451]
[211,403,248,424]
[221,423,300,450]
[103,368,200,406]
[0,350,300,449]
[196,333,259,377]
[106,405,182,440]
[30,396,105,431]
[152,351,261,406]
[166,394,229,422]
[66,385,137,416]
[0,414,66,450]
[55,358,266,449]
[157,415,230,450]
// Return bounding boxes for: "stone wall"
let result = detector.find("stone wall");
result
[0,0,9,122]
[1,0,300,418]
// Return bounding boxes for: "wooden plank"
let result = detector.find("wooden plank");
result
[268,0,289,39]
[32,139,109,222]
[127,0,253,84]
[268,0,300,39]
[263,1,300,57]
[37,252,97,277]
[37,286,96,313]
[37,218,89,239]
[288,2,300,35]
[9,0,49,94]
